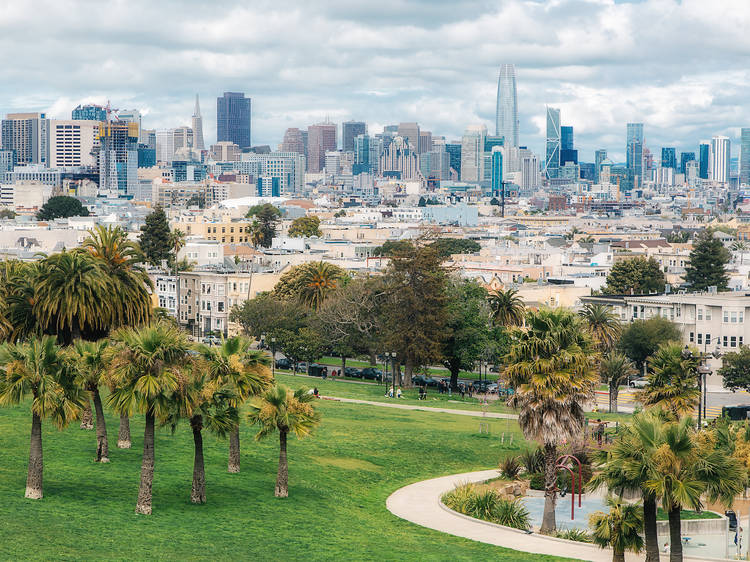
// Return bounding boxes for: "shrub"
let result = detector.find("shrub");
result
[528,472,545,490]
[494,497,531,530]
[442,484,531,531]
[499,455,521,479]
[554,528,593,543]
[466,489,500,521]
[520,448,544,474]
[442,483,476,514]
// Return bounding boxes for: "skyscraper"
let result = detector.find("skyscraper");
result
[626,123,644,186]
[679,152,695,175]
[544,107,560,180]
[594,149,607,183]
[216,92,251,149]
[661,147,676,169]
[710,136,731,184]
[397,123,420,152]
[445,143,462,179]
[307,122,337,173]
[460,124,487,182]
[342,121,366,153]
[1,113,48,165]
[192,95,205,151]
[72,104,106,121]
[98,121,138,197]
[698,142,710,179]
[495,64,518,147]
[740,128,750,185]
[559,125,577,165]
[280,128,306,154]
[490,147,503,196]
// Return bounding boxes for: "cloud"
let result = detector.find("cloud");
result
[2,0,750,163]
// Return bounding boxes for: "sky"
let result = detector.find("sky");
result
[3,0,750,162]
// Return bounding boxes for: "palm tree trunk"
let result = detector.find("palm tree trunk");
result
[612,549,625,562]
[541,442,557,534]
[275,430,289,498]
[135,409,155,515]
[228,425,240,473]
[25,412,43,499]
[190,415,206,504]
[80,395,94,430]
[643,495,660,562]
[610,384,619,414]
[91,387,109,463]
[118,414,131,449]
[668,504,682,562]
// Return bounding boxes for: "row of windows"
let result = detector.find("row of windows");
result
[689,332,744,348]
[723,310,745,323]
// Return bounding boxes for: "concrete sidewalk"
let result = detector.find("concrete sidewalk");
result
[324,396,518,420]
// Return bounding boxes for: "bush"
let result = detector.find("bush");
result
[499,455,521,479]
[494,497,531,530]
[520,448,544,474]
[466,489,500,521]
[442,484,531,530]
[528,472,545,490]
[554,528,593,543]
[442,483,476,514]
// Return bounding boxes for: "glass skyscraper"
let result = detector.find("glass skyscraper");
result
[342,121,366,153]
[626,123,644,186]
[495,64,518,147]
[740,128,750,185]
[216,92,251,149]
[661,147,676,169]
[594,149,607,183]
[544,107,560,179]
[679,152,695,174]
[698,142,710,179]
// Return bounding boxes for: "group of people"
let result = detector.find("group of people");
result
[436,381,474,398]
[385,386,403,399]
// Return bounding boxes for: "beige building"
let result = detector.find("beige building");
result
[48,119,99,168]
[173,216,254,244]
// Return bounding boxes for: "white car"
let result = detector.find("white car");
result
[629,377,649,388]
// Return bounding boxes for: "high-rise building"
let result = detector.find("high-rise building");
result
[495,64,519,147]
[710,136,731,184]
[72,104,106,122]
[239,152,306,193]
[661,147,676,169]
[490,147,503,196]
[192,95,205,151]
[446,143,462,179]
[48,120,99,168]
[561,126,573,150]
[379,136,420,180]
[217,92,251,149]
[679,152,696,175]
[280,128,306,154]
[342,121,366,153]
[1,113,49,166]
[418,150,450,181]
[460,124,487,183]
[698,142,710,179]
[740,129,750,185]
[397,123,420,152]
[210,141,241,162]
[306,122,337,173]
[353,134,382,175]
[418,130,433,154]
[594,149,607,183]
[544,107,560,180]
[626,123,644,186]
[520,152,540,192]
[0,150,16,172]
[97,121,138,197]
[173,126,194,153]
[156,129,175,164]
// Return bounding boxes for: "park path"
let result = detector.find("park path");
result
[386,470,717,562]
[323,396,518,420]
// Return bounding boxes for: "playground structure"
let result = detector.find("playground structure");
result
[555,454,583,520]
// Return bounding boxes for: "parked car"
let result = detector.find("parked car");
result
[722,405,750,421]
[424,377,440,387]
[486,383,499,394]
[360,367,383,381]
[202,335,221,346]
[296,361,309,373]
[629,377,649,388]
[308,363,328,377]
[412,374,430,386]
[275,358,292,370]
[344,367,362,378]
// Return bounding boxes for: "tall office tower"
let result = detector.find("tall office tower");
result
[626,123,644,186]
[661,147,676,169]
[561,126,573,150]
[544,107,561,179]
[72,104,106,121]
[48,119,99,168]
[192,95,205,151]
[397,122,420,151]
[418,130,433,153]
[710,136,731,184]
[117,109,143,141]
[156,129,176,163]
[495,64,519,147]
[460,124,487,182]
[342,121,366,152]
[98,121,138,197]
[217,92,251,149]
[306,122,337,173]
[280,128,306,154]
[679,152,696,174]
[740,128,750,185]
[353,134,383,175]
[594,149,607,183]
[490,147,503,196]
[379,136,420,180]
[173,126,194,152]
[445,143,462,179]
[1,113,49,166]
[520,152,540,191]
[418,150,450,181]
[210,141,241,162]
[698,142,710,179]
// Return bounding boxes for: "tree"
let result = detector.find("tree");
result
[600,352,636,413]
[0,260,42,342]
[602,257,665,295]
[488,288,525,328]
[490,197,500,206]
[0,336,83,499]
[580,303,621,352]
[107,321,192,514]
[230,293,308,340]
[618,317,681,370]
[504,308,598,533]
[288,216,322,238]
[272,261,347,309]
[589,497,644,562]
[418,196,427,207]
[442,279,490,390]
[247,384,320,497]
[430,238,481,258]
[194,337,272,475]
[0,208,16,219]
[640,342,700,418]
[71,339,111,462]
[36,196,90,221]
[666,230,690,244]
[732,240,748,265]
[139,206,172,266]
[186,194,205,209]
[247,204,281,248]
[372,239,413,257]
[276,327,325,372]
[685,229,730,292]
[334,209,346,218]
[718,346,750,392]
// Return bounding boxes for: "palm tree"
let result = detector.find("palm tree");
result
[195,336,272,474]
[298,261,342,310]
[504,308,598,533]
[71,339,111,462]
[589,497,644,562]
[107,321,192,514]
[579,303,621,352]
[732,240,748,265]
[488,288,525,327]
[0,336,83,498]
[640,343,700,418]
[247,384,320,497]
[600,352,636,413]
[0,260,43,342]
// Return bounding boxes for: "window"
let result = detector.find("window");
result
[742,311,745,323]
[731,311,738,323]
[697,333,703,345]
[731,336,737,348]
[706,308,712,321]
[724,336,729,347]
[676,305,681,318]
[697,308,703,321]
[633,305,639,319]
[217,285,225,296]
[741,337,744,346]
[689,332,694,343]
[217,302,224,312]
[724,310,729,323]
[706,334,711,345]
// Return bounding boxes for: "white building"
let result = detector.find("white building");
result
[48,120,99,168]
[710,136,731,184]
[460,124,487,183]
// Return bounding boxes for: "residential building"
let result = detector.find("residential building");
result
[496,63,519,147]
[341,121,366,153]
[239,151,305,193]
[544,107,560,180]
[307,122,337,173]
[0,150,16,172]
[97,121,139,197]
[1,113,48,165]
[217,92,251,149]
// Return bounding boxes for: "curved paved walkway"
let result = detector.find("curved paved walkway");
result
[386,470,720,562]
[324,396,517,419]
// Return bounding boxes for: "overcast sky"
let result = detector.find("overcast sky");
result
[4,0,750,162]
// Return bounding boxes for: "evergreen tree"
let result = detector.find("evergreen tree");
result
[36,196,90,221]
[602,257,665,295]
[684,229,730,292]
[139,206,171,265]
[246,204,281,248]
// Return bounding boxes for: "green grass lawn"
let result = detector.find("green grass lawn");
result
[656,508,721,520]
[0,386,576,561]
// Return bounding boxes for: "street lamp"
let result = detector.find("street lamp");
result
[271,336,276,378]
[683,344,722,428]
[390,352,397,387]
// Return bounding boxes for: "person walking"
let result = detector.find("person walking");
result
[396,387,402,399]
